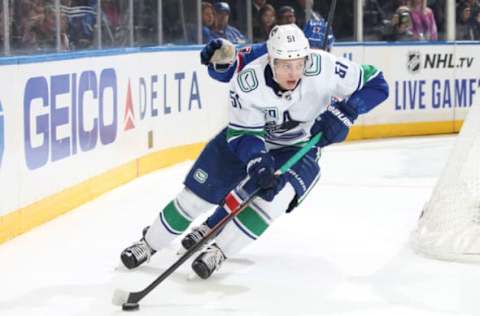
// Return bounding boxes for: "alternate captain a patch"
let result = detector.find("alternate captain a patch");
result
[263,107,278,122]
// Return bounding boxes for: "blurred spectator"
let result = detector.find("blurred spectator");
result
[22,4,70,52]
[204,2,247,44]
[161,0,198,44]
[303,19,335,50]
[0,8,4,53]
[102,0,129,47]
[62,0,97,49]
[251,0,267,36]
[294,0,322,27]
[252,0,267,17]
[322,0,353,41]
[408,0,438,40]
[202,2,215,43]
[473,9,480,39]
[133,0,159,46]
[428,0,445,37]
[472,0,480,13]
[253,4,276,42]
[377,0,409,19]
[457,4,474,39]
[383,6,415,41]
[277,6,296,25]
[202,2,215,28]
[363,0,387,40]
[456,0,472,14]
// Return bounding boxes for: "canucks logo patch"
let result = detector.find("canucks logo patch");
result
[237,69,258,92]
[304,54,321,76]
[193,169,208,184]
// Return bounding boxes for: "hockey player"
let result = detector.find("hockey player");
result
[119,22,335,271]
[177,20,336,252]
[120,24,389,279]
[206,18,335,84]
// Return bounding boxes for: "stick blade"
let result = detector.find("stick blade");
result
[112,288,130,306]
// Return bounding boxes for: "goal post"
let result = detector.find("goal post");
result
[412,103,480,262]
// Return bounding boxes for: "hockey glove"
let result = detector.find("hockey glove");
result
[200,39,224,65]
[260,176,286,202]
[246,153,285,201]
[311,100,358,148]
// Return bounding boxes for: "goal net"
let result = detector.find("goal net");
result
[412,103,480,262]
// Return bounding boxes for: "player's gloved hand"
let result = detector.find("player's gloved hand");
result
[247,153,276,189]
[259,175,286,202]
[311,100,358,147]
[200,39,223,65]
[246,153,285,201]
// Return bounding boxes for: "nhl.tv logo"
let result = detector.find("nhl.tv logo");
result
[0,101,4,168]
[407,51,421,74]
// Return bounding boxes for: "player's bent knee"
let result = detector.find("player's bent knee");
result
[144,188,215,250]
[231,184,296,240]
[254,183,296,220]
[176,187,216,219]
[215,184,296,257]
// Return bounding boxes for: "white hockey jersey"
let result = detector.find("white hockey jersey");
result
[226,50,376,150]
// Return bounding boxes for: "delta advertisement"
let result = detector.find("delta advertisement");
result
[0,42,479,240]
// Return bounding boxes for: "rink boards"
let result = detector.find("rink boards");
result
[0,42,479,243]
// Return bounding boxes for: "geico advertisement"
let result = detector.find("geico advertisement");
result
[24,68,118,170]
[23,66,205,170]
[0,50,227,214]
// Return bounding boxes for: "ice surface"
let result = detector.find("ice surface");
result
[1,135,479,316]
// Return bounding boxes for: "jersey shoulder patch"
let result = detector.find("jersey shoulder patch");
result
[237,68,259,93]
[304,54,321,77]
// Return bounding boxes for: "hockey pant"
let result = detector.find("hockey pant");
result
[184,128,321,207]
[144,129,239,251]
[145,128,321,252]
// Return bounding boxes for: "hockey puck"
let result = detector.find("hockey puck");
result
[122,302,140,311]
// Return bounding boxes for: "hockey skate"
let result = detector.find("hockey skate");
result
[181,223,211,251]
[191,243,226,279]
[120,226,156,269]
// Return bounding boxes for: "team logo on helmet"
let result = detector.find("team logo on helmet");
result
[407,51,421,74]
[269,26,279,38]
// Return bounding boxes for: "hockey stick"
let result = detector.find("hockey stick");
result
[322,0,337,51]
[112,132,323,310]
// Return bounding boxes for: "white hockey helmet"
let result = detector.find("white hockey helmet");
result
[267,24,310,84]
[267,24,310,62]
